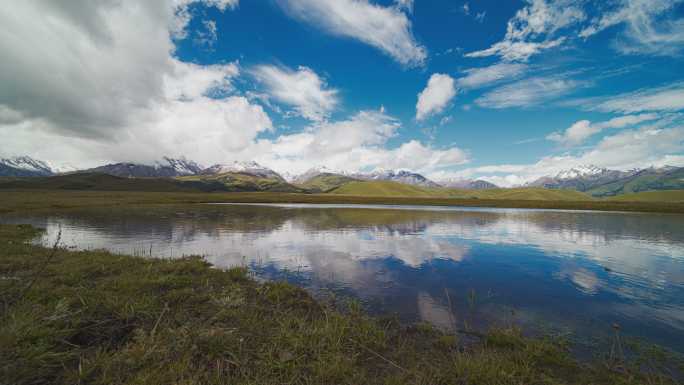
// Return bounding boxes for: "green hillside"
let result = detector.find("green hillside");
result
[587,168,684,197]
[472,188,592,201]
[178,172,303,193]
[0,173,226,192]
[329,180,454,197]
[329,181,593,201]
[297,173,358,193]
[605,190,684,202]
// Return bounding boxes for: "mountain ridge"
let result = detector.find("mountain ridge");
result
[2,156,683,197]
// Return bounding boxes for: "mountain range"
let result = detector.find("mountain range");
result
[2,156,683,196]
[528,165,684,197]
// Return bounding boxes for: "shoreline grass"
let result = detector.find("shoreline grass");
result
[1,224,680,384]
[2,189,684,215]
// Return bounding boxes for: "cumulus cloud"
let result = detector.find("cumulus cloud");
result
[547,113,660,146]
[276,0,427,67]
[0,1,178,138]
[247,110,469,175]
[434,116,684,186]
[416,74,456,120]
[455,63,528,90]
[0,0,272,166]
[476,75,586,109]
[0,0,472,176]
[250,65,339,122]
[466,0,585,61]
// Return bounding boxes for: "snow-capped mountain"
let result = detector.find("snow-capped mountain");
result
[554,165,607,180]
[202,161,284,180]
[0,156,54,177]
[352,169,440,188]
[86,157,203,178]
[526,164,684,195]
[528,165,632,191]
[439,179,498,190]
[292,166,346,184]
[155,157,203,176]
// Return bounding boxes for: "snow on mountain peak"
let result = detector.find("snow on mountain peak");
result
[290,165,345,183]
[0,156,53,175]
[202,160,284,180]
[555,165,606,180]
[156,157,203,175]
[205,161,266,174]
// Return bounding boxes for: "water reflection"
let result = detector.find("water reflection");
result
[2,204,684,351]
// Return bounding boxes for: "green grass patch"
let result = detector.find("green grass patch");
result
[178,172,303,193]
[2,189,684,214]
[0,224,680,384]
[605,190,684,203]
[296,173,358,193]
[330,181,593,201]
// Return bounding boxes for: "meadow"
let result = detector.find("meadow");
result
[1,188,684,215]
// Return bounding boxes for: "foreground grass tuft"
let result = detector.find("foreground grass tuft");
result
[0,224,678,384]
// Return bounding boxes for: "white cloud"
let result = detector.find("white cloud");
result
[438,117,684,186]
[416,74,456,121]
[456,63,528,90]
[586,82,684,113]
[547,113,660,146]
[172,0,238,39]
[466,38,565,62]
[0,0,273,167]
[164,60,239,100]
[0,0,242,139]
[250,65,339,122]
[195,19,218,47]
[580,0,684,55]
[0,64,273,167]
[245,110,469,175]
[276,0,427,67]
[465,0,585,61]
[0,0,471,175]
[475,75,585,109]
[200,0,239,10]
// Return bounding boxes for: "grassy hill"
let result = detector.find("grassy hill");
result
[297,173,358,193]
[330,181,592,201]
[178,172,303,193]
[0,173,228,192]
[586,168,684,197]
[5,173,683,207]
[472,188,591,201]
[605,190,684,202]
[329,180,455,197]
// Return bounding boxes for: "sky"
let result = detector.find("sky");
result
[1,0,684,186]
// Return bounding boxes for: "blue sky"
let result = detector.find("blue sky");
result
[1,0,684,185]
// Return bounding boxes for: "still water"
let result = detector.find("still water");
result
[3,203,684,351]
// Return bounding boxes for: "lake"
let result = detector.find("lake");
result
[3,203,684,352]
